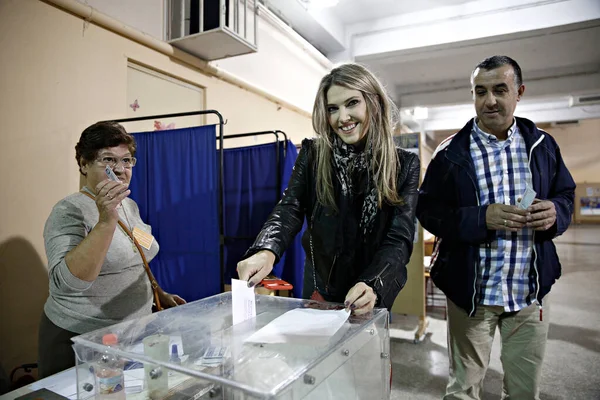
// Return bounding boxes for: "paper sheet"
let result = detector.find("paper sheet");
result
[231,278,256,325]
[245,308,350,344]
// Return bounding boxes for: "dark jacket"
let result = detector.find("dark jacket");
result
[245,138,420,310]
[417,117,575,316]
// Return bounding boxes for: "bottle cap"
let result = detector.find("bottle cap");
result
[102,333,118,346]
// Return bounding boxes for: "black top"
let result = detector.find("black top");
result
[244,138,420,310]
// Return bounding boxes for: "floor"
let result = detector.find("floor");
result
[389,225,600,400]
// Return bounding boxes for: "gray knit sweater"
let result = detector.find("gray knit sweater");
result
[43,187,159,334]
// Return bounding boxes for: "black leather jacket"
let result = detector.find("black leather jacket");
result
[244,138,419,310]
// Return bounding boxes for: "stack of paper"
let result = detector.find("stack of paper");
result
[245,308,351,344]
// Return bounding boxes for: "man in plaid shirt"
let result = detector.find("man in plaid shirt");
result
[417,56,575,399]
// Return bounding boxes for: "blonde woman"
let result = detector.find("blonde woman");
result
[237,63,419,315]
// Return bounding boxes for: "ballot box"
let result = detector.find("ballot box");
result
[72,292,391,399]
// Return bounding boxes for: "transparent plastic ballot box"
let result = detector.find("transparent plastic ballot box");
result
[72,292,391,400]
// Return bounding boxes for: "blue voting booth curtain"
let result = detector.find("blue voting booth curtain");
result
[130,125,220,302]
[223,141,305,297]
[278,143,306,298]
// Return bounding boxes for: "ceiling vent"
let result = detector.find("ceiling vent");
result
[569,94,600,107]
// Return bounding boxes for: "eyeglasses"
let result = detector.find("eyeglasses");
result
[96,156,137,169]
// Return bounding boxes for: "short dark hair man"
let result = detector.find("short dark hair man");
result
[417,55,576,399]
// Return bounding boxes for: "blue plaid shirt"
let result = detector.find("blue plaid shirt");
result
[470,119,536,311]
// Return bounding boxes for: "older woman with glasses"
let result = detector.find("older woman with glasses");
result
[38,121,185,378]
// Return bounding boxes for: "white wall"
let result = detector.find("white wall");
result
[77,0,165,39]
[213,8,330,113]
[545,119,600,184]
[75,0,330,114]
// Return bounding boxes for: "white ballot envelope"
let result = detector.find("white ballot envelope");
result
[518,184,536,209]
[232,278,256,325]
[105,165,121,183]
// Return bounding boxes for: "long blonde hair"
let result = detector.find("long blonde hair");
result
[312,63,402,210]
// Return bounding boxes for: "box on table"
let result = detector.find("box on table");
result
[72,293,391,399]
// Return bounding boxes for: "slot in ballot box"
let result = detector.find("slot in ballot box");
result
[72,292,390,399]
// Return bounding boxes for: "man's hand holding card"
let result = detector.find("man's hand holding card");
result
[526,199,557,231]
[515,184,557,231]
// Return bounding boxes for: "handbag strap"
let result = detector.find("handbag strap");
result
[79,190,163,311]
[429,236,441,269]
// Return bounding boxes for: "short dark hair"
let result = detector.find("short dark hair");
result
[75,121,136,175]
[472,55,523,88]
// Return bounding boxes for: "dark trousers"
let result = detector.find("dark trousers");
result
[38,312,78,378]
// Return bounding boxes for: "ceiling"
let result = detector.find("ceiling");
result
[264,0,600,130]
[364,23,600,107]
[363,24,600,83]
[324,0,472,25]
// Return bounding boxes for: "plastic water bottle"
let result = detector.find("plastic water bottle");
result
[95,333,125,400]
